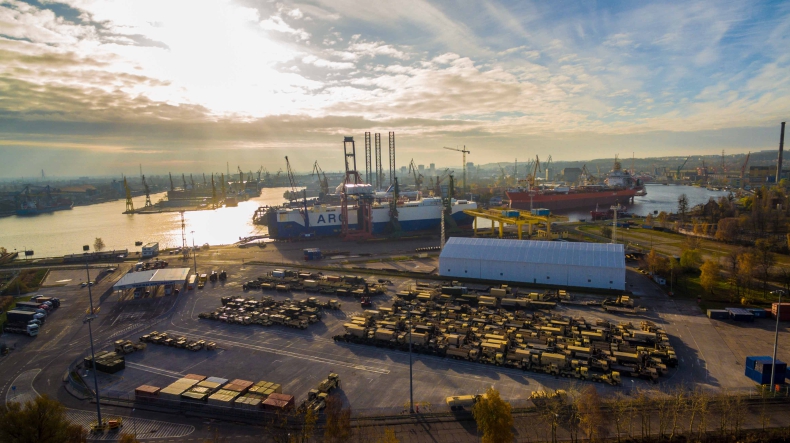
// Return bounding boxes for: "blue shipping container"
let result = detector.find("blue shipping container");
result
[745,356,787,385]
[726,307,755,322]
[531,208,550,216]
[748,308,769,319]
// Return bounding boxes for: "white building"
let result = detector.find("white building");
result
[439,238,625,291]
[142,242,159,258]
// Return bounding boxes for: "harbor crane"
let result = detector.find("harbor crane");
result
[237,167,244,186]
[408,159,424,192]
[203,173,207,186]
[526,155,542,188]
[740,151,751,180]
[443,146,470,196]
[169,173,175,192]
[675,156,691,180]
[312,161,329,196]
[544,155,553,181]
[181,174,187,190]
[286,156,310,231]
[123,177,134,213]
[141,175,152,207]
[190,174,195,190]
[220,173,226,196]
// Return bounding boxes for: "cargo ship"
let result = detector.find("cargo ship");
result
[254,197,477,239]
[16,198,74,216]
[506,159,645,211]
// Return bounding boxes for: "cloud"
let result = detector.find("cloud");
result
[260,15,310,41]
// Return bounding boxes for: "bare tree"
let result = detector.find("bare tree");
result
[608,392,632,443]
[575,385,608,442]
[324,395,352,443]
[93,237,105,253]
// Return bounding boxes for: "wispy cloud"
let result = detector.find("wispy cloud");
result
[0,0,788,177]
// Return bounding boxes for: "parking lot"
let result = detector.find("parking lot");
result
[65,253,783,415]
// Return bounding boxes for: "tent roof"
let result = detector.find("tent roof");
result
[440,238,625,268]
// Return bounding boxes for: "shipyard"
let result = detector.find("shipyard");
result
[2,129,790,441]
[2,1,790,442]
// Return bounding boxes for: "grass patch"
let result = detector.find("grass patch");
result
[1,269,48,295]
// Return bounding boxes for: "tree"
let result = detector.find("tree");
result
[645,214,654,226]
[472,387,514,443]
[323,395,351,443]
[678,194,689,222]
[0,247,7,254]
[679,248,702,271]
[119,434,139,443]
[700,259,722,293]
[601,226,613,239]
[375,428,399,443]
[715,218,739,243]
[575,385,608,442]
[0,395,86,443]
[737,251,755,296]
[93,237,105,253]
[754,239,775,296]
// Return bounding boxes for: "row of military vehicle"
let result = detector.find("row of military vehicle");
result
[242,269,386,297]
[139,331,216,351]
[198,296,340,329]
[334,301,675,383]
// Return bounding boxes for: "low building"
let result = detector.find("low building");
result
[142,242,159,258]
[439,238,625,290]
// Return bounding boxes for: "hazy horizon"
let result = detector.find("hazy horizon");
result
[1,0,788,178]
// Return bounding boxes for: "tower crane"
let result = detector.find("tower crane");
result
[312,161,329,196]
[285,156,310,231]
[408,159,424,192]
[443,146,470,196]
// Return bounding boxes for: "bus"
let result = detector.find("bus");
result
[187,274,197,290]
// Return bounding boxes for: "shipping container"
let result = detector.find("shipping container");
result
[748,308,769,319]
[745,356,787,385]
[707,309,729,320]
[531,208,550,216]
[772,303,790,321]
[726,307,755,322]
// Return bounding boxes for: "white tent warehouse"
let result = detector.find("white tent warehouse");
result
[439,238,625,291]
[113,268,191,291]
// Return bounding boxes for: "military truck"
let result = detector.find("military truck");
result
[446,394,483,411]
[114,339,145,354]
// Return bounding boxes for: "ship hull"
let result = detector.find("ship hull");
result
[16,203,74,216]
[506,189,639,211]
[265,200,476,240]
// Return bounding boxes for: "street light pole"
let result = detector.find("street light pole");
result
[191,231,198,275]
[408,305,414,414]
[83,246,102,426]
[770,290,783,393]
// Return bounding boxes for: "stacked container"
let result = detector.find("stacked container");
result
[745,356,787,385]
[772,303,790,321]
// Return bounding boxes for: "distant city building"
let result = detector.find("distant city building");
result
[545,168,554,181]
[429,163,436,174]
[562,167,582,183]
[418,164,425,172]
[749,165,788,184]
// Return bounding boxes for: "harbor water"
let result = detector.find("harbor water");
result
[0,184,732,258]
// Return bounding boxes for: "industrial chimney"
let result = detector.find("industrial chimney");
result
[778,122,786,184]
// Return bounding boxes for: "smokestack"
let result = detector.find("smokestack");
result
[778,122,786,184]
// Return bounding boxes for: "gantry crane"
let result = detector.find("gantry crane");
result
[408,159,424,192]
[312,161,329,196]
[443,146,470,196]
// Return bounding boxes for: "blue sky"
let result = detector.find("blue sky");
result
[0,0,788,176]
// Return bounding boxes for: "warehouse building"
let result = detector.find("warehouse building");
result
[439,238,625,290]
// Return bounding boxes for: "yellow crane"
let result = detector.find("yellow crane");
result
[443,146,470,196]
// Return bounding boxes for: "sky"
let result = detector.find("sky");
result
[0,0,789,177]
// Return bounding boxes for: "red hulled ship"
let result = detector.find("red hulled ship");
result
[506,159,645,211]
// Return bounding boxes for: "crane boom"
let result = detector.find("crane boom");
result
[408,159,423,192]
[285,156,309,230]
[741,152,751,179]
[443,146,470,196]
